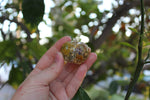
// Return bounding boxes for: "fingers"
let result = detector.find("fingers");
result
[58,53,97,81]
[59,53,97,85]
[66,64,87,99]
[29,36,71,77]
[33,52,64,84]
[36,36,71,70]
[66,53,97,99]
[84,53,97,69]
[49,81,69,100]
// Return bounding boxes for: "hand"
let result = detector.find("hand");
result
[11,36,97,100]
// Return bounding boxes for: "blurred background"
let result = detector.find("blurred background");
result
[0,0,150,100]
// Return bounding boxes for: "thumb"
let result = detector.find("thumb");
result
[34,52,64,84]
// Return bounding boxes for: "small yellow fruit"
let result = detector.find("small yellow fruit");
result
[61,41,91,64]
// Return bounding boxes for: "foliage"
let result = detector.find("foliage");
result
[0,0,150,99]
[8,65,24,89]
[72,87,91,100]
[22,0,45,27]
[0,40,17,62]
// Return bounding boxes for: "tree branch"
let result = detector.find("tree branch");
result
[0,16,32,42]
[144,61,150,64]
[0,81,8,90]
[0,29,6,41]
[93,0,150,50]
[125,0,145,99]
[144,49,150,62]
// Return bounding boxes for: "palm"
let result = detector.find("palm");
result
[49,63,83,100]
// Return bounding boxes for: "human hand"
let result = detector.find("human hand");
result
[11,36,97,100]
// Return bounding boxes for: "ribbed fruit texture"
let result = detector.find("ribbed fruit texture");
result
[61,41,91,64]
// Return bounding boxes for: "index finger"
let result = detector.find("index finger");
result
[36,36,71,70]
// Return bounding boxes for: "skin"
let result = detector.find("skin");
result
[11,36,97,100]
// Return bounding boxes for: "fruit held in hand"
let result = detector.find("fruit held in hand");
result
[61,41,91,64]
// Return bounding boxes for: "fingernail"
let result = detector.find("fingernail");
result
[90,53,97,60]
[64,36,72,41]
[93,53,97,59]
[67,36,72,40]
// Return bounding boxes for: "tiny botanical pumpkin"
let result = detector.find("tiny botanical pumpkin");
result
[61,41,91,64]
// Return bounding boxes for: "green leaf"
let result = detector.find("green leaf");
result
[108,81,119,95]
[128,27,138,33]
[0,40,17,62]
[143,42,150,47]
[120,42,136,50]
[27,39,47,59]
[8,65,24,89]
[65,5,73,13]
[72,87,91,100]
[22,0,45,27]
[117,80,130,86]
[110,94,124,100]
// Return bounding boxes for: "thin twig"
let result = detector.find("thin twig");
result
[145,49,150,62]
[124,0,145,99]
[145,61,150,64]
[0,81,8,90]
[0,29,6,41]
[0,61,5,69]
